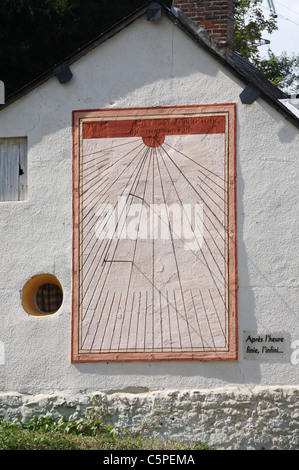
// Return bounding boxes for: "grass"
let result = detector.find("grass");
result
[0,416,212,451]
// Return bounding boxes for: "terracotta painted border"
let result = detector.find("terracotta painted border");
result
[72,105,237,363]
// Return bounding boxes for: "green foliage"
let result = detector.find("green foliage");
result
[0,416,211,450]
[234,0,299,92]
[0,0,172,96]
[25,415,111,436]
[0,417,86,450]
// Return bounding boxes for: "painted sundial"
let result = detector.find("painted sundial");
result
[72,105,237,362]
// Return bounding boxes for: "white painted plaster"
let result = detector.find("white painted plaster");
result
[0,15,298,395]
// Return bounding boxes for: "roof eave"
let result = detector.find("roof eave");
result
[1,1,299,129]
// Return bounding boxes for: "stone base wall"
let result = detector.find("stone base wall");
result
[0,386,298,450]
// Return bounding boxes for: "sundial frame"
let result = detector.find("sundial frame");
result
[72,105,237,362]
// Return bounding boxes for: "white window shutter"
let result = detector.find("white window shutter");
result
[0,137,27,201]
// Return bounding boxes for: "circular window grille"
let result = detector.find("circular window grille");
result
[35,283,63,314]
[22,274,63,317]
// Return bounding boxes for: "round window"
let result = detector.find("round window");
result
[22,274,63,317]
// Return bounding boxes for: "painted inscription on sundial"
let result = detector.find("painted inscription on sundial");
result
[72,105,237,362]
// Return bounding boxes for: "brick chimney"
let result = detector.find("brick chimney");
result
[172,0,235,55]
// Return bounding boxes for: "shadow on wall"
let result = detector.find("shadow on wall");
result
[235,112,261,385]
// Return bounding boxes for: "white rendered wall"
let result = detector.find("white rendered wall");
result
[0,15,298,395]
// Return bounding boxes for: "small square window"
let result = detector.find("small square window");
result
[0,137,27,201]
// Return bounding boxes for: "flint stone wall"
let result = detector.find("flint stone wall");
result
[0,386,298,450]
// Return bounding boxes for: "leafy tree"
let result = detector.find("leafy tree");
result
[234,0,299,92]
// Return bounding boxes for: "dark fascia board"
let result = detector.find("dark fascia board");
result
[1,1,299,130]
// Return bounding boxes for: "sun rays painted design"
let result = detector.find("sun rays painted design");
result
[72,105,237,362]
